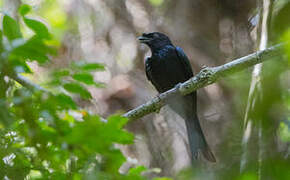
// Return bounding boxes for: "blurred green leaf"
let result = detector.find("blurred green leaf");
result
[149,0,164,7]
[55,93,77,109]
[279,121,290,142]
[10,36,55,63]
[153,178,173,180]
[72,62,105,71]
[53,69,70,78]
[23,18,51,39]
[0,30,4,52]
[106,115,134,144]
[128,166,147,176]
[80,63,105,71]
[103,149,127,174]
[40,1,67,29]
[9,58,32,73]
[64,114,133,154]
[19,4,31,16]
[0,100,13,126]
[3,15,22,41]
[281,28,290,62]
[63,82,92,99]
[72,73,95,85]
[107,115,129,129]
[237,172,258,180]
[272,1,290,39]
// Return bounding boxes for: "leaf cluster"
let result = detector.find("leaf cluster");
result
[0,4,166,179]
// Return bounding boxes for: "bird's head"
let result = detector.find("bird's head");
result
[138,32,172,50]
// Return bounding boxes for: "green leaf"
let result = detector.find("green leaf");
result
[282,29,290,63]
[63,83,92,99]
[272,2,290,39]
[149,0,164,7]
[3,15,22,41]
[48,69,70,86]
[128,166,147,176]
[107,115,129,129]
[19,4,31,16]
[80,63,105,71]
[72,73,95,85]
[55,93,77,109]
[10,36,55,63]
[52,69,70,78]
[0,30,3,51]
[72,62,105,71]
[94,82,106,88]
[104,149,127,174]
[10,58,32,73]
[24,18,51,39]
[106,115,134,144]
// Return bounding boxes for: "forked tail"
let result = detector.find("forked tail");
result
[185,114,216,162]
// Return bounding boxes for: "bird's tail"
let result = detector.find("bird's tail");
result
[185,114,216,162]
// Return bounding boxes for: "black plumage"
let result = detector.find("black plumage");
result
[138,32,216,162]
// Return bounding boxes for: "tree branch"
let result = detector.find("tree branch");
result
[123,43,283,120]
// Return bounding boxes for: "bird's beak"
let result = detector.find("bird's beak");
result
[138,36,151,43]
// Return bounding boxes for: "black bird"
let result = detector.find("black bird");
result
[138,32,215,162]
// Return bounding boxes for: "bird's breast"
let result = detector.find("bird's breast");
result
[148,49,188,92]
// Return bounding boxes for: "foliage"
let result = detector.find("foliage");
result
[0,4,162,179]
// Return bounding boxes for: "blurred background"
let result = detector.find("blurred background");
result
[1,0,290,179]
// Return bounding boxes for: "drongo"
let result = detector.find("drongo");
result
[138,32,215,162]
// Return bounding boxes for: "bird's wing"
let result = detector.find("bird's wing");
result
[175,46,196,111]
[145,57,163,92]
[175,46,194,78]
[145,57,152,81]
